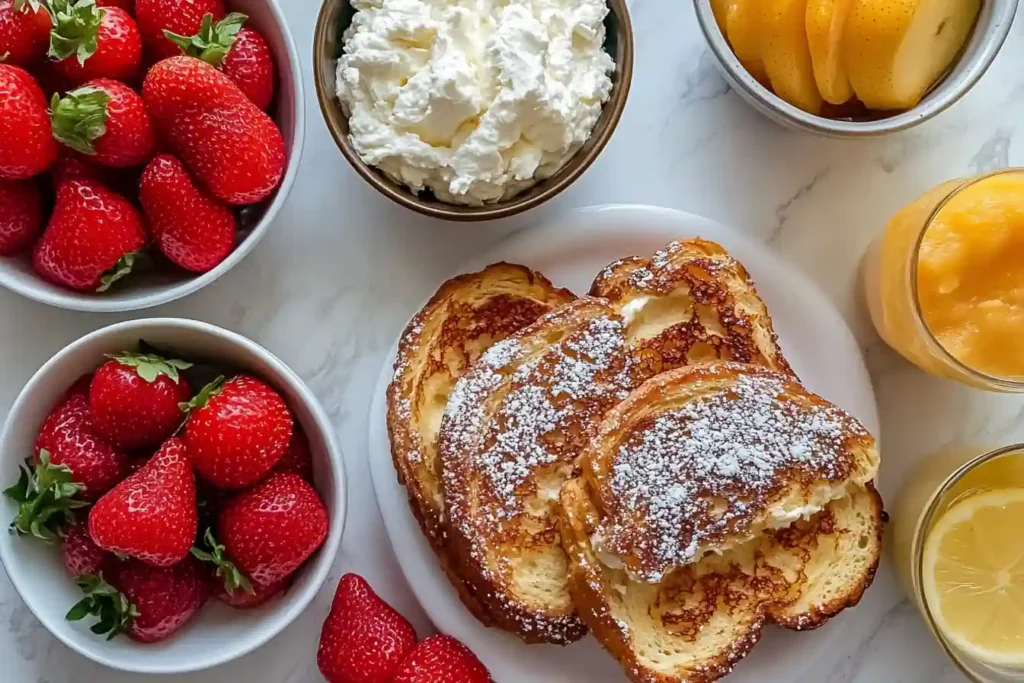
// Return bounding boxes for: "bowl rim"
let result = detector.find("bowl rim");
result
[312,0,634,222]
[0,1,307,314]
[692,0,1018,137]
[0,318,348,674]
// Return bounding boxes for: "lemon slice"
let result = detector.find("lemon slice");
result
[922,488,1024,667]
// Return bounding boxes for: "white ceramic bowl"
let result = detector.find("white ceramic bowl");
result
[0,0,305,312]
[693,0,1017,137]
[0,319,346,674]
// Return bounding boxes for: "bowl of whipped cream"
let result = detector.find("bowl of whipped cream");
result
[313,0,633,221]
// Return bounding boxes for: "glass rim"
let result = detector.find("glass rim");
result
[910,443,1024,681]
[907,168,1024,390]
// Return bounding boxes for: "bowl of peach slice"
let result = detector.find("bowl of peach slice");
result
[694,0,1017,136]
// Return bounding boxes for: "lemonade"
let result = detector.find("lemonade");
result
[892,446,1024,682]
[863,169,1024,391]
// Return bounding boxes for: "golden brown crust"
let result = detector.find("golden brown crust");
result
[438,298,636,645]
[591,238,793,380]
[386,263,575,623]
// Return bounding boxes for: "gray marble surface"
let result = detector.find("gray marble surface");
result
[4,0,1024,680]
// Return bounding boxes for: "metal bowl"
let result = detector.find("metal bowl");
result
[693,0,1017,137]
[313,0,633,221]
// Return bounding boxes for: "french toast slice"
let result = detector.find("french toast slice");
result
[386,263,575,622]
[590,239,793,380]
[559,362,882,682]
[438,298,638,644]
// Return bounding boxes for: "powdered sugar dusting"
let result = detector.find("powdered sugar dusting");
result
[600,373,867,582]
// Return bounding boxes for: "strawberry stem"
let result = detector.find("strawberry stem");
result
[107,351,193,384]
[48,0,103,65]
[50,87,111,156]
[96,251,140,293]
[191,528,254,596]
[4,450,89,543]
[164,12,247,66]
[66,572,139,640]
[179,376,225,412]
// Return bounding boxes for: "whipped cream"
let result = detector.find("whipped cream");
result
[335,0,616,206]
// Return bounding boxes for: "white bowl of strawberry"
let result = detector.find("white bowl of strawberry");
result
[0,318,346,673]
[0,0,303,312]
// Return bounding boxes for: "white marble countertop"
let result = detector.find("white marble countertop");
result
[3,0,1023,681]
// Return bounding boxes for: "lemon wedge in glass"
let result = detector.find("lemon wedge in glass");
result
[922,488,1024,667]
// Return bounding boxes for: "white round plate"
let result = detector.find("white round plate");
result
[367,205,879,683]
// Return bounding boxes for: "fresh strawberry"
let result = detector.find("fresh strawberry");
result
[67,556,209,642]
[51,79,157,168]
[217,473,327,587]
[0,0,53,67]
[182,375,293,489]
[142,56,284,205]
[391,636,493,683]
[317,573,418,683]
[165,13,275,110]
[0,178,43,255]
[88,352,192,450]
[34,377,128,500]
[139,154,235,272]
[49,1,142,83]
[95,0,132,9]
[216,575,288,609]
[88,437,197,567]
[63,519,110,577]
[273,427,313,481]
[0,64,59,179]
[192,527,291,608]
[33,178,146,292]
[50,146,107,185]
[135,0,224,61]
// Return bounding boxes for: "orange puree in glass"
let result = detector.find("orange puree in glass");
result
[917,173,1024,379]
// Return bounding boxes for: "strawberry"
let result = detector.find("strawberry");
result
[0,64,59,179]
[88,437,197,567]
[95,0,132,8]
[391,636,493,683]
[34,377,128,500]
[142,56,284,205]
[51,146,108,185]
[67,556,209,642]
[139,154,236,272]
[0,0,53,67]
[217,473,328,587]
[49,1,142,83]
[273,427,313,481]
[135,0,224,62]
[165,13,275,110]
[216,575,288,609]
[63,519,110,577]
[88,351,192,450]
[51,79,157,168]
[317,573,418,683]
[182,375,293,489]
[33,178,146,292]
[0,178,43,255]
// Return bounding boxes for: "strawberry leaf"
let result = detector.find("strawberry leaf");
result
[107,352,193,384]
[13,0,47,13]
[163,12,247,66]
[66,573,139,640]
[50,87,111,156]
[48,0,103,65]
[191,528,254,596]
[179,375,225,412]
[96,251,140,293]
[5,450,88,543]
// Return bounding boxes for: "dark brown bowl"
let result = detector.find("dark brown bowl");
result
[313,0,633,222]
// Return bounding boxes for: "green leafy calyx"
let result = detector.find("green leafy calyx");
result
[4,450,88,543]
[48,0,103,65]
[179,375,224,412]
[96,251,139,293]
[50,87,110,156]
[66,573,139,640]
[164,12,247,66]
[108,351,193,384]
[13,0,47,13]
[191,528,254,596]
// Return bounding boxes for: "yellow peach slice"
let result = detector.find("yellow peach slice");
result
[761,0,824,114]
[725,0,770,84]
[806,0,855,104]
